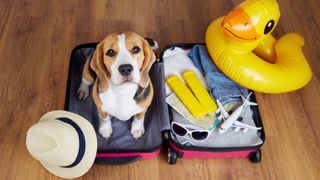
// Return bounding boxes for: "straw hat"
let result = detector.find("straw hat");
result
[26,110,97,179]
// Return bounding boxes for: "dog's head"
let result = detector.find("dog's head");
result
[90,31,157,91]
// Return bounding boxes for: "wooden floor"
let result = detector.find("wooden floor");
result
[0,0,319,179]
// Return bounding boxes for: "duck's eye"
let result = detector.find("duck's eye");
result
[131,46,141,54]
[264,20,275,35]
[106,49,116,57]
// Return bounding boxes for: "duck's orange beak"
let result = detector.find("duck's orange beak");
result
[222,7,260,41]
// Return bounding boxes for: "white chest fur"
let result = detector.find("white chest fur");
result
[99,83,144,121]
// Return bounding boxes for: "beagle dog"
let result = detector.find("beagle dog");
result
[77,31,158,140]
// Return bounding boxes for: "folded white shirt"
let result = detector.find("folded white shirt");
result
[163,47,208,96]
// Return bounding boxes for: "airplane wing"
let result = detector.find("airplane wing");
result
[216,100,229,119]
[232,120,262,130]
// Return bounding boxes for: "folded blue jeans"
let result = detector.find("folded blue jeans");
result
[188,45,248,104]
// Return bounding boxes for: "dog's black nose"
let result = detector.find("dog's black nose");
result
[118,64,133,76]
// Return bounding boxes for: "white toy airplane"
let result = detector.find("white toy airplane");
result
[216,92,262,134]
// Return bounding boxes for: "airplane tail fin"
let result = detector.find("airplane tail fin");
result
[241,92,258,107]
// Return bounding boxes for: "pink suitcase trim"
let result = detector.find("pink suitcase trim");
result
[169,141,255,158]
[96,149,161,160]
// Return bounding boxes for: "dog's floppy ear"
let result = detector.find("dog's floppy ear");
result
[144,37,159,51]
[90,42,110,92]
[139,38,156,88]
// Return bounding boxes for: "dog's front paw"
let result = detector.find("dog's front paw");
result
[131,126,145,140]
[131,117,145,140]
[99,115,112,140]
[99,123,113,140]
[76,79,90,101]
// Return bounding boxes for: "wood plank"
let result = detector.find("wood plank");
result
[0,0,319,179]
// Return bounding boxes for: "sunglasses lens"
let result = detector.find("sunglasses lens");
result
[172,123,187,136]
[191,131,208,141]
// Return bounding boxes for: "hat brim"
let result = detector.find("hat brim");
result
[39,110,97,179]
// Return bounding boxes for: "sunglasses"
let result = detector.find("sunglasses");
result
[171,122,213,142]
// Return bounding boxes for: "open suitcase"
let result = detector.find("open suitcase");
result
[64,43,265,165]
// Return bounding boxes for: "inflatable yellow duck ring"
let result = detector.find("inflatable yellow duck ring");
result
[206,0,312,93]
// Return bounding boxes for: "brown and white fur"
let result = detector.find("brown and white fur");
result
[76,31,158,140]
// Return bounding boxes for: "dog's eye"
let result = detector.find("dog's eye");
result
[106,49,116,57]
[131,46,141,54]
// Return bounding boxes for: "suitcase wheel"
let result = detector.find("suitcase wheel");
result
[167,148,177,165]
[249,149,262,163]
